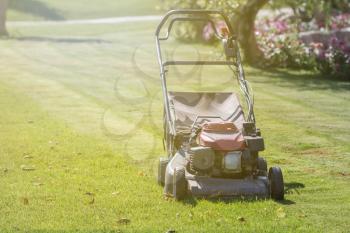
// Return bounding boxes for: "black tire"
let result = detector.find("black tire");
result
[258,157,268,176]
[268,167,284,200]
[158,157,169,186]
[173,167,187,200]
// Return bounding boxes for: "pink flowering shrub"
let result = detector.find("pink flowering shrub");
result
[330,13,350,30]
[254,13,350,79]
[256,33,314,68]
[255,17,313,68]
[311,37,350,79]
[202,12,350,79]
[300,13,350,32]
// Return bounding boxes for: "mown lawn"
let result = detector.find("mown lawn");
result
[0,19,350,233]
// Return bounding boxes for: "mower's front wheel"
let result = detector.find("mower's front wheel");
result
[173,167,187,200]
[158,157,169,186]
[268,167,284,200]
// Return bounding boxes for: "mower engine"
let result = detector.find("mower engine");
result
[188,147,215,173]
[188,146,247,176]
[187,122,253,177]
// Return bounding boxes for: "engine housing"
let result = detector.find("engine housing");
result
[188,147,215,173]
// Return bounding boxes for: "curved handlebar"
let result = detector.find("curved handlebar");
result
[155,9,235,38]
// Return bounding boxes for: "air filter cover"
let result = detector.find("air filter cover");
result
[189,147,215,172]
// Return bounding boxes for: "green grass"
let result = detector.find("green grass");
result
[0,20,350,233]
[7,0,161,21]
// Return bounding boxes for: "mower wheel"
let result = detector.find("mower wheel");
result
[258,157,268,176]
[173,167,187,200]
[268,167,284,200]
[158,157,169,186]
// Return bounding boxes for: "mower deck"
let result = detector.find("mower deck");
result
[187,176,269,199]
[164,150,270,199]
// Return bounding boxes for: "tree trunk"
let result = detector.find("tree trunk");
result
[232,0,268,64]
[0,0,8,36]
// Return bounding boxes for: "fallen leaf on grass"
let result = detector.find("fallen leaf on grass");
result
[138,171,146,177]
[85,192,95,205]
[45,197,55,202]
[164,193,173,201]
[215,219,223,226]
[22,197,29,205]
[21,165,35,171]
[339,172,349,177]
[117,218,130,225]
[33,182,43,187]
[276,207,286,218]
[237,216,246,222]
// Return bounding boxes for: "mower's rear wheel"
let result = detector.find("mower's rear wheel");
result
[173,167,187,200]
[258,157,268,176]
[158,157,169,186]
[268,167,284,200]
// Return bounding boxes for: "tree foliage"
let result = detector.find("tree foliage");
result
[271,0,350,30]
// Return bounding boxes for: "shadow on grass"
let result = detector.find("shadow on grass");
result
[9,0,65,20]
[250,68,350,92]
[284,182,305,195]
[10,36,112,44]
[183,196,297,207]
[182,196,295,207]
[276,199,296,205]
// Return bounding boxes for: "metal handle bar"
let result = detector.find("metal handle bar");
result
[155,9,235,39]
[163,60,236,66]
[158,16,232,41]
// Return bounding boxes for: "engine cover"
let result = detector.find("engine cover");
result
[199,122,246,151]
[189,147,215,172]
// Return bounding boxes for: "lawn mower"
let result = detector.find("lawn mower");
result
[155,10,284,200]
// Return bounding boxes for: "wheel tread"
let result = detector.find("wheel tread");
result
[269,167,284,200]
[173,167,187,200]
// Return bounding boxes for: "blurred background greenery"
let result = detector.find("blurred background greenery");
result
[162,0,350,79]
[2,0,349,79]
